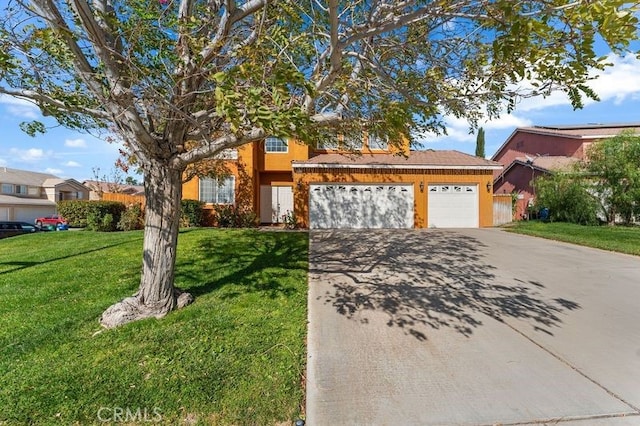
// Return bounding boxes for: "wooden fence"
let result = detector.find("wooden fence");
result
[102,192,146,208]
[493,194,513,226]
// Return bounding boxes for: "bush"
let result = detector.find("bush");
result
[534,173,600,225]
[180,199,204,227]
[213,205,258,228]
[59,200,126,231]
[117,204,144,231]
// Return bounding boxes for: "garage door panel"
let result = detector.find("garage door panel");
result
[15,207,56,223]
[428,184,478,228]
[310,184,413,229]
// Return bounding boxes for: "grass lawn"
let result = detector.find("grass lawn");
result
[505,221,640,256]
[0,228,308,425]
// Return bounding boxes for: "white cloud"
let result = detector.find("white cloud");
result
[64,160,82,167]
[64,138,87,148]
[0,95,40,120]
[44,168,63,175]
[507,52,640,113]
[9,147,50,163]
[588,53,640,105]
[0,158,7,167]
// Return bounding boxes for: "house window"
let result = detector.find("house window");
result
[343,134,364,150]
[15,185,27,194]
[199,176,235,204]
[368,135,388,150]
[265,137,288,153]
[1,183,13,194]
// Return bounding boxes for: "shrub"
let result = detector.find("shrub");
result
[213,205,258,228]
[534,173,600,225]
[180,199,204,227]
[117,203,144,231]
[60,200,126,231]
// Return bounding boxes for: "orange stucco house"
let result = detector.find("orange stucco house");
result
[182,135,502,229]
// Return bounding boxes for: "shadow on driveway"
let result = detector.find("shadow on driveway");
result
[310,229,580,340]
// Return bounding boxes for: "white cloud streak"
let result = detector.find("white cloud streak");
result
[64,138,88,148]
[0,95,41,120]
[419,52,640,146]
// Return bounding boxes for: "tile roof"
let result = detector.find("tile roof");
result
[514,155,579,171]
[0,167,58,186]
[0,194,56,206]
[293,150,502,170]
[517,123,640,139]
[83,180,145,195]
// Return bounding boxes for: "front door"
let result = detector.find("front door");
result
[260,185,294,224]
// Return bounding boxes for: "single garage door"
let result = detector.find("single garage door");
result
[428,184,479,228]
[309,184,414,229]
[14,207,56,223]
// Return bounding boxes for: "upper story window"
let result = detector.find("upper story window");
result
[14,185,27,194]
[1,183,14,194]
[343,135,364,150]
[199,176,235,204]
[265,137,288,153]
[368,135,388,150]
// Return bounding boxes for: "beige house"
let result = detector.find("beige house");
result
[0,167,89,222]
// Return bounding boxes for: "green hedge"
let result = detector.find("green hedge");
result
[180,199,204,227]
[58,200,127,230]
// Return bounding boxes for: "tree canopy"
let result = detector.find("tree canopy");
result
[1,0,638,326]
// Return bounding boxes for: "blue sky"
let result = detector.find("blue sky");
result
[1,52,639,182]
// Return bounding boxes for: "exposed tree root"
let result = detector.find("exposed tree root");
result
[99,288,194,329]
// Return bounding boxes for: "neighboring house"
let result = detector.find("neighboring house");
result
[491,123,640,219]
[182,136,502,229]
[83,180,145,200]
[0,167,89,222]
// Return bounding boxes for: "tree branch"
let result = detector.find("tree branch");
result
[0,86,111,119]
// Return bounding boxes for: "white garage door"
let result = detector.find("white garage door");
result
[309,184,414,229]
[428,184,479,228]
[14,207,56,223]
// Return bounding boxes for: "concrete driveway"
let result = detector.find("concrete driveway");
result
[306,229,640,425]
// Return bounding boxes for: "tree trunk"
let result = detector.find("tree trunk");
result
[100,159,193,328]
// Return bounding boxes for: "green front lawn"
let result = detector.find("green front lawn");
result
[0,229,308,425]
[505,221,640,256]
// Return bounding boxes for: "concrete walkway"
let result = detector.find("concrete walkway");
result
[306,229,640,425]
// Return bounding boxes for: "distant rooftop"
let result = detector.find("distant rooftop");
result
[294,150,502,170]
[519,123,640,138]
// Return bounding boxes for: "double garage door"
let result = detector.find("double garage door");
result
[309,184,414,229]
[308,183,479,229]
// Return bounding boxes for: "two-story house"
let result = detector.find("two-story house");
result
[183,134,502,229]
[491,123,640,219]
[0,167,89,222]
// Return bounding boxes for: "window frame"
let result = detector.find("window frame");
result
[1,183,14,194]
[367,134,389,151]
[265,137,288,153]
[199,176,236,204]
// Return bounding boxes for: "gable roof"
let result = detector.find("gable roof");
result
[0,167,58,186]
[494,155,579,184]
[293,150,502,170]
[83,180,145,196]
[491,123,640,161]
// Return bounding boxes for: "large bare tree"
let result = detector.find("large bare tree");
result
[1,0,637,327]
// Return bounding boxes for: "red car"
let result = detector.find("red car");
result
[35,215,67,227]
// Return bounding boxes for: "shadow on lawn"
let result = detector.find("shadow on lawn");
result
[176,230,308,299]
[310,229,580,341]
[0,238,143,276]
